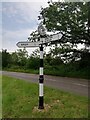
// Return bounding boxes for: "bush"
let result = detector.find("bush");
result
[26,57,39,69]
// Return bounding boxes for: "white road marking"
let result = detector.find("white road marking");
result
[45,78,57,82]
[46,78,88,87]
[73,83,88,87]
[49,79,56,81]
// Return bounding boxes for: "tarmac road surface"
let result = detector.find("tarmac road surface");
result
[2,71,89,97]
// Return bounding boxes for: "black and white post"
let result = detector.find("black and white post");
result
[39,44,44,109]
[16,21,63,110]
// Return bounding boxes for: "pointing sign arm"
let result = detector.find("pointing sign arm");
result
[16,33,62,48]
[16,41,40,48]
[40,33,62,44]
[50,33,62,42]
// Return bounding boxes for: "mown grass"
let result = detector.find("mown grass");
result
[2,75,88,118]
[0,75,2,119]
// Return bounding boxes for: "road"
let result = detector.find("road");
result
[2,71,89,97]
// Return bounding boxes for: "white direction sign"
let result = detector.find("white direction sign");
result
[16,41,40,48]
[50,33,62,42]
[17,33,62,48]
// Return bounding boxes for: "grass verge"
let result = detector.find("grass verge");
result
[0,75,2,119]
[2,75,88,118]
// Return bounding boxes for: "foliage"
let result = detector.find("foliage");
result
[25,2,90,65]
[0,52,2,69]
[2,49,12,68]
[78,51,90,68]
[2,49,28,68]
[14,48,28,67]
[1,48,90,79]
[40,2,89,45]
[30,49,40,58]
[26,57,40,69]
[39,2,90,62]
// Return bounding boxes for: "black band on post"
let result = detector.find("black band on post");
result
[39,44,44,109]
[39,96,44,109]
[39,75,44,83]
[40,59,43,67]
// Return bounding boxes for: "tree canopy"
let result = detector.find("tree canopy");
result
[36,1,90,62]
[40,2,90,47]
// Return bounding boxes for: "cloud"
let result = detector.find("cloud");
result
[2,0,48,2]
[0,3,2,23]
[0,3,2,50]
[2,2,49,33]
[2,2,48,24]
[1,0,60,2]
[2,1,49,54]
[15,3,40,23]
[0,2,2,12]
[0,31,2,50]
[2,27,37,52]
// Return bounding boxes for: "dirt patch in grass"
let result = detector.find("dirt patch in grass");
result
[33,99,64,113]
[33,103,51,113]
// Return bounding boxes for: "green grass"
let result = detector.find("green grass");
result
[2,75,88,118]
[0,75,2,119]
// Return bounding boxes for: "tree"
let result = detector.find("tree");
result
[11,48,28,67]
[2,49,11,68]
[16,48,28,66]
[31,48,46,58]
[31,49,40,58]
[0,52,2,69]
[40,2,89,44]
[11,52,19,66]
[26,57,40,69]
[39,2,90,62]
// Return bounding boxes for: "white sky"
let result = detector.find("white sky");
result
[1,1,51,55]
[0,0,88,55]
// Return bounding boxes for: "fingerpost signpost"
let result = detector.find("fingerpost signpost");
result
[17,21,62,109]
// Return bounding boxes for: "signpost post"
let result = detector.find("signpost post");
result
[16,22,62,109]
[39,43,44,109]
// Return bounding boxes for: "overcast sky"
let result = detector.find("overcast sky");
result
[1,1,49,54]
[1,0,87,55]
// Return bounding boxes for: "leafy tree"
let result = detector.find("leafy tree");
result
[0,52,2,69]
[2,49,11,68]
[31,48,46,58]
[11,52,19,66]
[11,48,28,67]
[16,48,28,67]
[40,2,89,44]
[31,49,40,58]
[26,57,40,69]
[48,44,81,63]
[45,53,52,65]
[39,2,90,62]
[79,51,90,68]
